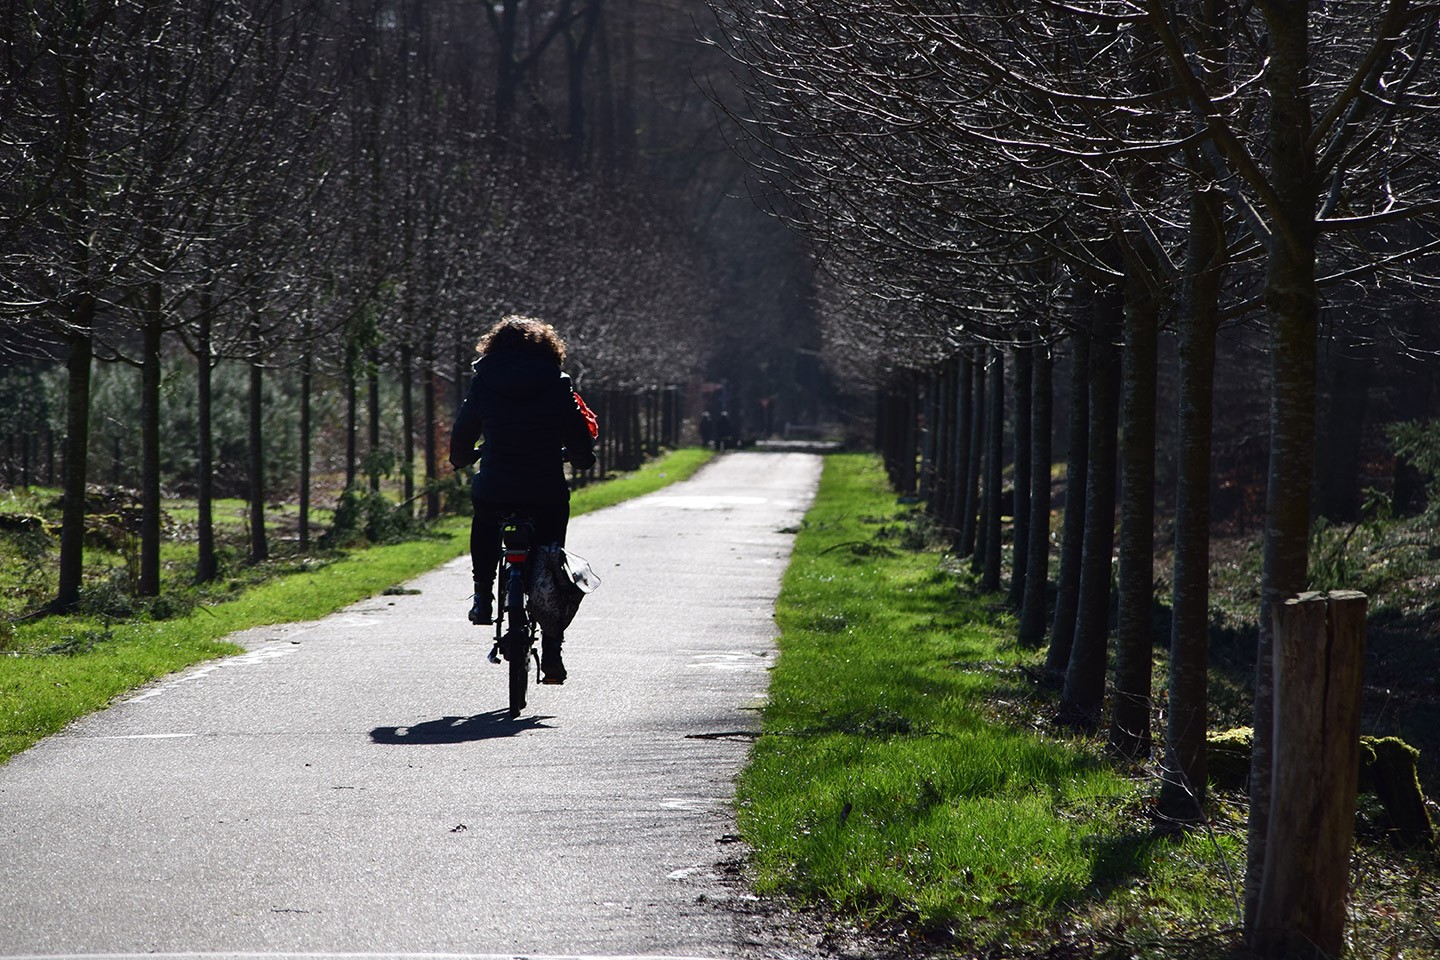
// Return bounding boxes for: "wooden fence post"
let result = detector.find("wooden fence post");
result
[1255,589,1367,959]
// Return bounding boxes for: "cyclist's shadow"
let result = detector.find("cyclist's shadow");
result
[370,710,553,744]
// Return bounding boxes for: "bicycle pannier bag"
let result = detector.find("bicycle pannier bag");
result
[530,544,600,634]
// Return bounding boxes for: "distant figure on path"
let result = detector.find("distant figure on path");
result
[716,410,734,451]
[449,315,597,684]
[699,410,714,449]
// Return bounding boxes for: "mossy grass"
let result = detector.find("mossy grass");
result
[745,454,1254,952]
[0,448,712,764]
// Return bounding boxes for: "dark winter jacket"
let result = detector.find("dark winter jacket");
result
[449,348,597,504]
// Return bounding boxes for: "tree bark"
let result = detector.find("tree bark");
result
[55,325,94,611]
[1160,172,1226,823]
[1008,342,1033,608]
[345,365,358,490]
[1247,4,1321,934]
[139,297,163,597]
[948,355,974,547]
[367,344,382,492]
[247,318,268,563]
[299,342,313,551]
[423,344,439,520]
[1045,331,1090,680]
[1018,340,1053,646]
[1060,286,1123,727]
[494,0,520,137]
[1108,270,1160,760]
[929,361,954,530]
[400,342,415,514]
[960,353,985,559]
[566,0,600,167]
[195,306,216,583]
[981,349,1005,591]
[919,368,940,506]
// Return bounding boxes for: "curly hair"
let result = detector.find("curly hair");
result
[476,315,567,366]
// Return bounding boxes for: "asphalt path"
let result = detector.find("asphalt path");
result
[0,452,822,960]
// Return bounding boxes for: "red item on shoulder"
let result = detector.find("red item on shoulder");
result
[574,390,599,439]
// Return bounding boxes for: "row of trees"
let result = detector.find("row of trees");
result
[712,2,1440,957]
[2,1,822,608]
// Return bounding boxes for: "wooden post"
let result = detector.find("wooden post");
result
[1255,590,1367,959]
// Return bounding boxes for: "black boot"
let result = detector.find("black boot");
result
[468,584,493,625]
[540,634,566,684]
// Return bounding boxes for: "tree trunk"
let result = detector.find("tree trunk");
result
[345,366,358,490]
[632,389,646,470]
[299,343,313,551]
[195,307,216,583]
[1108,272,1160,760]
[54,325,94,611]
[1254,592,1366,959]
[1160,175,1226,823]
[423,344,439,520]
[948,355,974,545]
[1045,332,1090,679]
[1060,287,1123,727]
[1247,4,1321,934]
[494,0,520,137]
[138,295,163,597]
[247,320,269,563]
[1019,340,1053,646]
[566,0,600,168]
[367,344,382,493]
[597,390,610,478]
[453,340,466,414]
[981,349,1005,591]
[400,342,415,514]
[944,359,964,534]
[960,354,985,559]
[920,368,940,506]
[927,363,950,527]
[1008,342,1033,608]
[937,359,958,531]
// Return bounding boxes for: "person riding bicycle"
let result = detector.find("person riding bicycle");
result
[448,315,597,684]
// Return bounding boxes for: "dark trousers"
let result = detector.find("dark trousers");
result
[469,499,570,592]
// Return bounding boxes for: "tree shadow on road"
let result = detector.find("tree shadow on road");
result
[370,710,553,744]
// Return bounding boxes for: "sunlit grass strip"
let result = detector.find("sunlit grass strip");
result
[0,448,712,764]
[740,453,1243,946]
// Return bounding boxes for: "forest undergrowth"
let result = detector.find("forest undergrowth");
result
[1162,502,1440,799]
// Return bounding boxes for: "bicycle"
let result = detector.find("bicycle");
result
[487,515,540,718]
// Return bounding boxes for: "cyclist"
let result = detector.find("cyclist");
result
[448,315,597,684]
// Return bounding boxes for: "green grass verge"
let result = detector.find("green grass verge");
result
[741,454,1252,953]
[0,448,713,764]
